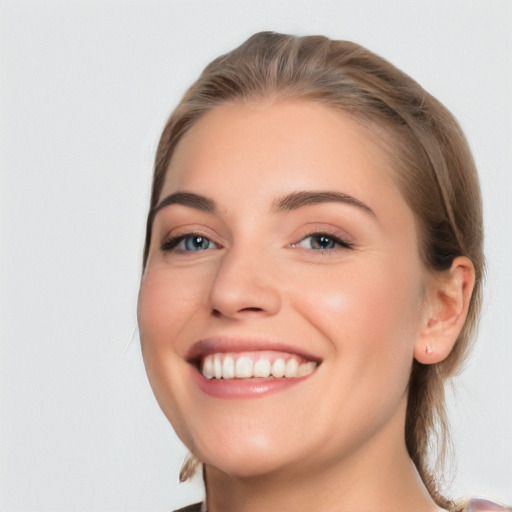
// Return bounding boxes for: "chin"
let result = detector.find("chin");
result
[195,432,304,479]
[203,453,294,480]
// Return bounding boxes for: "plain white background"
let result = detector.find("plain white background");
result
[1,1,510,510]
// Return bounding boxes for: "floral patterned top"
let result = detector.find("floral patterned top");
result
[463,497,512,511]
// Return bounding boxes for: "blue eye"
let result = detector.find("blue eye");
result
[294,233,353,251]
[161,234,218,252]
[183,235,212,251]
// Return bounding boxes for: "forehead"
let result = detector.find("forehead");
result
[163,100,398,196]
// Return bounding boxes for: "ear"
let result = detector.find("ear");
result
[414,256,475,364]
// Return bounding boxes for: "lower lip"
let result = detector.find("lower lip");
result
[190,366,314,399]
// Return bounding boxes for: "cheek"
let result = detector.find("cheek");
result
[137,268,203,443]
[291,261,424,357]
[281,263,422,455]
[137,267,204,409]
[137,267,205,344]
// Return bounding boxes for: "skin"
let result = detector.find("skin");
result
[138,100,473,512]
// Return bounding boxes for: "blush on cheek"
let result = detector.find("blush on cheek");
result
[313,293,349,317]
[296,290,349,341]
[137,278,170,340]
[137,269,209,369]
[139,269,202,318]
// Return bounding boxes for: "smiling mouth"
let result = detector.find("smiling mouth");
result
[199,351,318,380]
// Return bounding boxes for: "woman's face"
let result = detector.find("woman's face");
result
[138,100,431,478]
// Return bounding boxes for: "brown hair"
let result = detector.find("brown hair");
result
[143,32,484,510]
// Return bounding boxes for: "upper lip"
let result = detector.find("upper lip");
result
[185,336,323,364]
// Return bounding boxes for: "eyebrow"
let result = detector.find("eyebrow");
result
[153,190,375,218]
[273,191,376,217]
[153,192,216,215]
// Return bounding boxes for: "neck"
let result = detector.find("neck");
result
[203,398,442,512]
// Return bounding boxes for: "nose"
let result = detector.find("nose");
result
[208,244,281,320]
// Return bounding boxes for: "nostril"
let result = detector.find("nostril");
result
[211,306,264,318]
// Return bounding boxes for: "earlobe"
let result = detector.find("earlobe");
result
[414,256,475,365]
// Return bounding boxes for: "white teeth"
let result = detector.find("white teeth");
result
[235,356,253,378]
[222,355,235,379]
[202,355,214,379]
[200,353,318,380]
[253,359,271,378]
[284,358,299,378]
[214,354,222,379]
[306,361,316,375]
[271,358,286,378]
[297,361,316,377]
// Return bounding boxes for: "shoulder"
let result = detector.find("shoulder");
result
[463,497,512,512]
[172,503,203,512]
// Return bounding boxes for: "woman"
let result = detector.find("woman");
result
[137,32,509,512]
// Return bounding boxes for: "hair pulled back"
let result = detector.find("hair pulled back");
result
[143,32,484,511]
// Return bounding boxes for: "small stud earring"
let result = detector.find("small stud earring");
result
[426,345,433,355]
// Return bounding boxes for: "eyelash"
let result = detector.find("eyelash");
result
[290,232,354,252]
[160,231,353,253]
[160,232,220,253]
